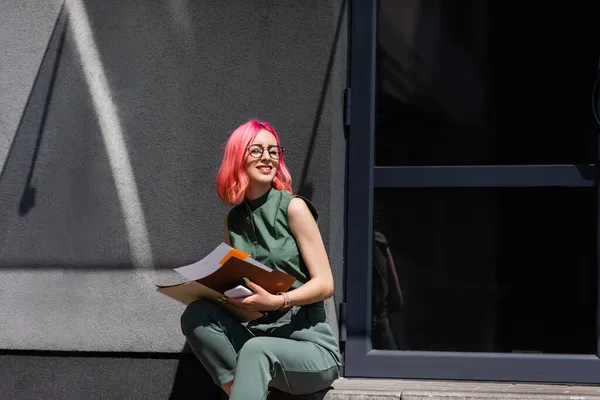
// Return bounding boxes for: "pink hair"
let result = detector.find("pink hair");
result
[216,119,293,205]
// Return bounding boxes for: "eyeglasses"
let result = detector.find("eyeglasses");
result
[247,144,285,159]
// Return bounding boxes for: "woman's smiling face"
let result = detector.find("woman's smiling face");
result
[244,129,281,187]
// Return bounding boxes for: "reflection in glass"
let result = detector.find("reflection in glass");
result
[376,0,599,165]
[372,187,596,354]
[371,229,405,350]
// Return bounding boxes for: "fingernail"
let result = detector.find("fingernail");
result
[243,277,250,283]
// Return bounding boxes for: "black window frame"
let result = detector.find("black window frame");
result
[344,0,600,383]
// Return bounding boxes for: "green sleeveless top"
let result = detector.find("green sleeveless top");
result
[227,188,341,366]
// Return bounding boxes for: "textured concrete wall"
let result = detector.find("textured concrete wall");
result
[0,0,347,352]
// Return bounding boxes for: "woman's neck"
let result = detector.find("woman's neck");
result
[245,184,272,201]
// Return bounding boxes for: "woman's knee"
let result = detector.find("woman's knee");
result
[237,337,271,360]
[180,299,217,336]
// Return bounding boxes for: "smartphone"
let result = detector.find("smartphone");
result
[224,285,253,298]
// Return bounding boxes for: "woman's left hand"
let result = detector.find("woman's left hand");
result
[225,280,283,312]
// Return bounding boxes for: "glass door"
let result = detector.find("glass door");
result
[345,0,600,382]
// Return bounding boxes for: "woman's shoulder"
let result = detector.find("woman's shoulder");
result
[281,191,319,222]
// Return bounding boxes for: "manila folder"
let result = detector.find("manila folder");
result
[156,281,262,322]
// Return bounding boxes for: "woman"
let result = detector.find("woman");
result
[180,120,341,399]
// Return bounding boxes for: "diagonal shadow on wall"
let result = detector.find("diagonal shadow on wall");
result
[0,2,135,270]
[17,7,68,217]
[296,0,348,202]
[0,4,66,197]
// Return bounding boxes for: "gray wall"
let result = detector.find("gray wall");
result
[0,0,347,358]
[0,354,218,400]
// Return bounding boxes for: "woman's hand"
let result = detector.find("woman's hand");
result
[224,280,283,312]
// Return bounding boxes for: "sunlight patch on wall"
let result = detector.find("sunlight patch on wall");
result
[66,0,155,271]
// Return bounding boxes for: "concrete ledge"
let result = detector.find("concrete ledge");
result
[402,392,600,400]
[3,354,599,400]
[314,379,600,400]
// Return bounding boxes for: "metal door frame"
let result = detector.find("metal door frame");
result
[343,0,600,383]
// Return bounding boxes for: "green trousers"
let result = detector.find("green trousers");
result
[181,300,339,400]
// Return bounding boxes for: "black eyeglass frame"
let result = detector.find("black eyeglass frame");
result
[246,144,286,159]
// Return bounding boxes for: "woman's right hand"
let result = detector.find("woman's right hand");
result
[224,280,284,312]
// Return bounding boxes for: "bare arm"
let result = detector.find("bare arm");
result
[225,199,334,311]
[283,197,334,306]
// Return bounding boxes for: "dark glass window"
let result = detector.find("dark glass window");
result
[376,0,599,166]
[371,187,597,354]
